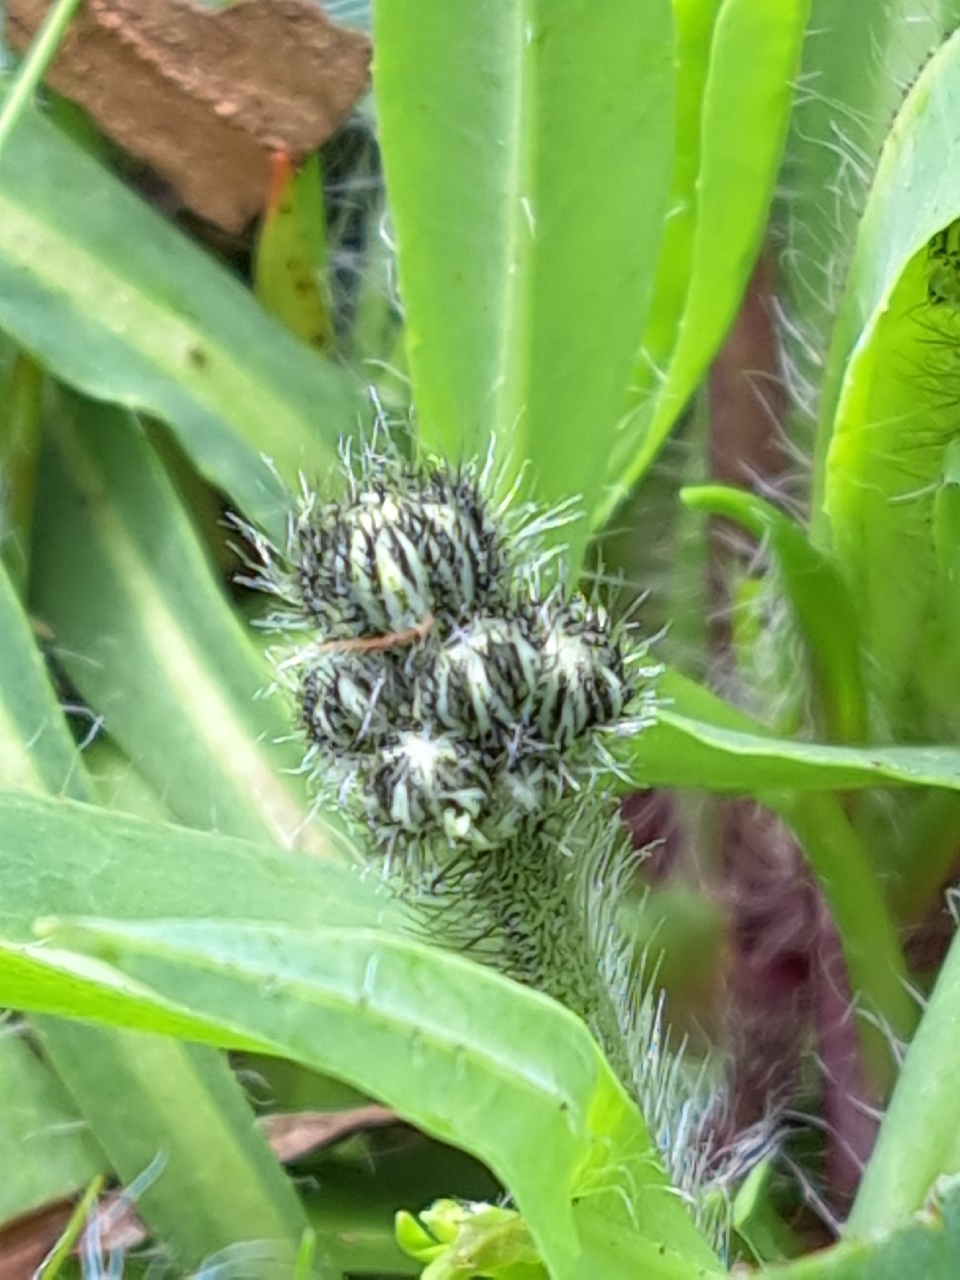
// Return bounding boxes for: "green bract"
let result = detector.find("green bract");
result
[243,434,654,858]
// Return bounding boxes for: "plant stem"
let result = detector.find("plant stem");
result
[0,351,44,593]
[773,791,917,1096]
[642,670,916,1092]
[35,1175,105,1279]
[885,789,960,924]
[847,919,960,1235]
[0,0,84,156]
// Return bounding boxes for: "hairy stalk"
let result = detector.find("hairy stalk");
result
[241,419,763,1253]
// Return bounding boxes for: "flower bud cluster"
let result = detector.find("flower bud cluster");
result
[248,439,649,857]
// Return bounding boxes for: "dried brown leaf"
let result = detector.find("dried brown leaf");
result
[258,1104,399,1164]
[0,1199,73,1280]
[5,0,371,230]
[0,1105,401,1271]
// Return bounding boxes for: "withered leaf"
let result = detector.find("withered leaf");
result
[0,1199,74,1279]
[0,1105,402,1267]
[5,0,371,231]
[258,1104,399,1164]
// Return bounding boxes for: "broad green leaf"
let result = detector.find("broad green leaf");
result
[680,485,866,741]
[0,787,375,943]
[36,1020,309,1272]
[622,673,960,795]
[0,572,322,1268]
[30,391,345,855]
[813,27,960,737]
[848,915,960,1236]
[2,538,306,1265]
[0,1024,103,1224]
[572,1203,722,1280]
[600,0,809,517]
[84,735,173,822]
[763,1174,960,1278]
[0,107,362,540]
[0,765,374,1264]
[0,96,330,1278]
[373,0,675,562]
[14,917,723,1280]
[780,0,958,423]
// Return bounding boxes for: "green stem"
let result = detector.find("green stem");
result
[652,669,916,1093]
[847,920,960,1235]
[35,1175,106,1278]
[681,483,867,743]
[886,790,960,924]
[0,0,84,156]
[1,352,44,592]
[772,790,917,1097]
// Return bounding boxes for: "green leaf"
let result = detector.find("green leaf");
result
[1,528,315,1272]
[623,672,917,1078]
[780,0,957,415]
[812,26,960,737]
[30,391,347,855]
[0,787,378,944]
[35,1020,309,1272]
[254,153,334,352]
[4,915,723,1280]
[0,0,84,156]
[0,780,373,1266]
[599,0,810,515]
[620,672,960,794]
[572,1203,722,1280]
[373,0,675,562]
[774,1174,960,1278]
[84,735,173,822]
[811,32,960,510]
[0,554,87,797]
[396,1199,546,1278]
[309,1185,423,1277]
[0,1024,104,1225]
[34,1175,106,1280]
[680,484,866,741]
[0,350,43,591]
[629,0,724,425]
[848,915,960,1236]
[0,107,362,540]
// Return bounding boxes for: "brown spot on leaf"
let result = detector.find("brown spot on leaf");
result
[5,0,371,231]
